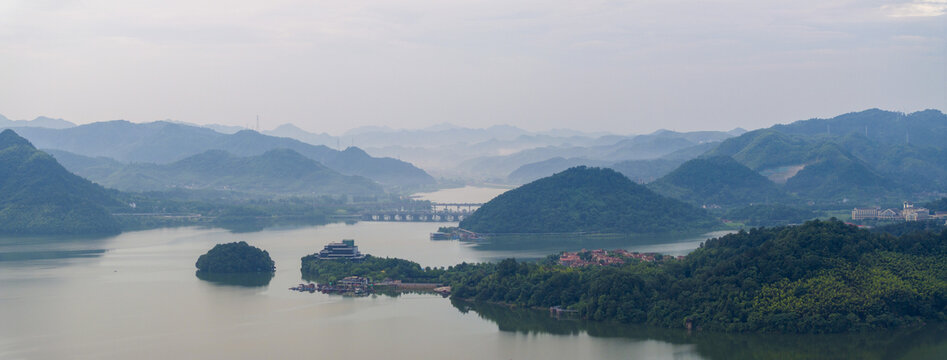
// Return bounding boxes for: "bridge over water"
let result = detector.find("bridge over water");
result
[360,203,484,222]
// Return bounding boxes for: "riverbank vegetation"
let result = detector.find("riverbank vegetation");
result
[302,220,947,333]
[451,220,946,333]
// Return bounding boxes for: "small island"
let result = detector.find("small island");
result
[195,241,275,273]
[298,240,446,296]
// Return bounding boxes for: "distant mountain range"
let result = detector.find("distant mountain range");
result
[261,122,618,177]
[0,130,121,235]
[505,109,947,208]
[0,114,76,129]
[501,130,739,184]
[8,121,435,188]
[47,149,384,196]
[5,108,945,207]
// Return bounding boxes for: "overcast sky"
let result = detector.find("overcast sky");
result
[0,0,944,135]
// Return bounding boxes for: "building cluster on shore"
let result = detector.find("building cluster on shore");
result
[852,201,947,222]
[558,249,680,268]
[296,239,444,296]
[291,276,372,296]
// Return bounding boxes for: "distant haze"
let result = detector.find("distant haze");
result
[0,1,944,135]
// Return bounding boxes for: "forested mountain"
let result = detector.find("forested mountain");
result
[707,132,895,201]
[50,149,384,196]
[648,156,790,207]
[460,167,718,234]
[11,121,434,188]
[0,130,121,235]
[704,109,947,202]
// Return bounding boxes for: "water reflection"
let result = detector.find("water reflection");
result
[0,248,106,261]
[452,299,947,360]
[195,271,274,287]
[0,234,113,264]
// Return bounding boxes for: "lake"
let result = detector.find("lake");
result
[1,187,945,359]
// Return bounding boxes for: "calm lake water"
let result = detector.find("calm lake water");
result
[1,187,945,359]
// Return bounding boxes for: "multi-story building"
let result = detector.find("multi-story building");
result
[316,239,366,260]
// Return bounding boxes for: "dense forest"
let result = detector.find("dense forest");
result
[302,220,947,333]
[460,166,718,234]
[0,129,122,235]
[452,220,946,333]
[195,241,275,273]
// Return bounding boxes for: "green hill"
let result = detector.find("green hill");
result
[648,156,789,207]
[459,166,718,234]
[782,144,892,199]
[0,129,120,235]
[52,148,384,196]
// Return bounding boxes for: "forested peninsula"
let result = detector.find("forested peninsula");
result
[303,220,947,333]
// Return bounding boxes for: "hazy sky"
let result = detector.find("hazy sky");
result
[1,0,944,135]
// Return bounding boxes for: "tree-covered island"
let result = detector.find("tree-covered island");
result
[301,220,947,334]
[196,241,275,273]
[301,255,444,284]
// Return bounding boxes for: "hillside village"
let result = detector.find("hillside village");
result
[558,249,684,268]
